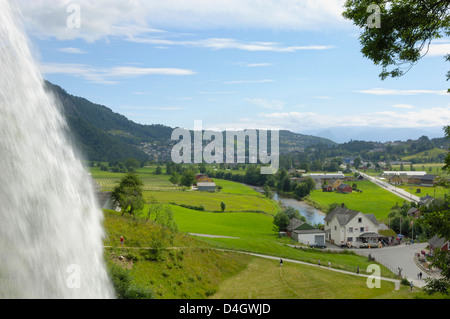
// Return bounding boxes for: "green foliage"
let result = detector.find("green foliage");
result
[169,172,181,185]
[154,165,162,175]
[181,170,196,187]
[343,0,450,81]
[107,262,155,299]
[111,172,144,217]
[273,210,290,232]
[221,201,226,212]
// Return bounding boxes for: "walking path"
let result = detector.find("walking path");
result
[242,251,401,290]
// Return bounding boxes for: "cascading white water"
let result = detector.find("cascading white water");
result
[0,1,115,298]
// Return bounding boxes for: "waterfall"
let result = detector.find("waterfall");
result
[0,1,115,298]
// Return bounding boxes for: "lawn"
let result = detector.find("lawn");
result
[168,205,275,239]
[212,257,418,299]
[397,185,449,199]
[143,189,279,214]
[90,166,183,191]
[306,181,403,221]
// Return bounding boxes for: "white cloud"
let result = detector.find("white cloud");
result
[246,98,284,110]
[18,0,349,42]
[423,42,450,57]
[129,36,335,53]
[225,79,274,85]
[208,107,450,132]
[313,96,332,100]
[392,104,414,109]
[58,47,87,54]
[39,62,195,84]
[357,88,448,96]
[244,63,272,68]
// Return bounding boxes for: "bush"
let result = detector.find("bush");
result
[124,284,155,299]
[107,262,155,299]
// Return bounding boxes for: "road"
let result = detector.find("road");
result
[353,170,421,203]
[352,243,439,288]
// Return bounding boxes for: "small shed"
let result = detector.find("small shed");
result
[197,182,216,192]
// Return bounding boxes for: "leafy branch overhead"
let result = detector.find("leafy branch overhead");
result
[343,0,450,81]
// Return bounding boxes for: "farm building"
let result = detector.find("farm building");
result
[197,182,216,192]
[337,184,352,194]
[407,174,437,186]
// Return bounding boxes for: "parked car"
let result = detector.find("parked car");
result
[310,243,327,249]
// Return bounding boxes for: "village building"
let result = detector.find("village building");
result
[428,235,450,252]
[302,173,346,190]
[324,205,383,247]
[407,174,437,186]
[286,218,326,246]
[197,182,217,192]
[336,184,353,194]
[383,171,427,184]
[389,175,402,185]
[329,179,343,190]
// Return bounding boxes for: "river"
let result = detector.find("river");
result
[249,185,326,226]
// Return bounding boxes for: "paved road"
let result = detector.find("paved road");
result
[353,170,421,203]
[352,243,435,288]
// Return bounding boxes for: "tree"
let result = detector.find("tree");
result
[273,210,290,232]
[169,172,180,185]
[180,170,195,188]
[221,201,226,212]
[343,0,450,84]
[111,172,144,218]
[417,127,450,294]
[353,157,362,169]
[263,185,273,199]
[123,158,140,172]
[154,165,162,175]
[198,162,207,174]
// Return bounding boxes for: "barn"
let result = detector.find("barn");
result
[337,184,352,194]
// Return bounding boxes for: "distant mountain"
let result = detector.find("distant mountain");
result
[306,126,445,143]
[45,81,172,162]
[45,81,335,162]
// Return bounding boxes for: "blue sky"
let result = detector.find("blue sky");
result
[17,0,450,142]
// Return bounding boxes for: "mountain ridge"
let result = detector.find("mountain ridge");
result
[44,81,336,162]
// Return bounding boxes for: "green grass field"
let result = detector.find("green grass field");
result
[397,185,449,199]
[93,166,448,299]
[168,205,275,238]
[143,190,278,214]
[212,257,420,299]
[306,181,403,221]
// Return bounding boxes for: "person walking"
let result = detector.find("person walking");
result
[120,236,124,247]
[279,258,283,267]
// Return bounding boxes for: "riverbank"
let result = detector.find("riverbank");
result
[248,184,326,226]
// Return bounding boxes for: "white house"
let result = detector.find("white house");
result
[324,205,384,247]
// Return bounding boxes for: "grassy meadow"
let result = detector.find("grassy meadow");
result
[305,181,403,222]
[212,257,422,299]
[91,164,442,299]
